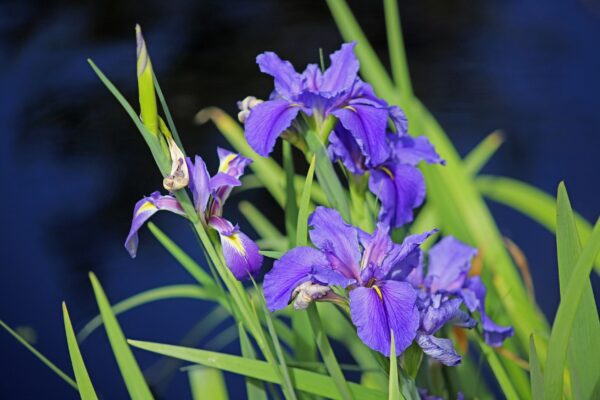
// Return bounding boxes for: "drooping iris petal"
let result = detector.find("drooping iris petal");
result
[125,191,186,258]
[462,277,514,346]
[245,99,303,157]
[388,105,408,136]
[186,155,211,215]
[369,163,426,228]
[421,297,464,335]
[332,103,390,167]
[263,246,351,311]
[308,207,362,281]
[416,333,461,366]
[349,280,419,356]
[320,42,359,96]
[427,237,477,293]
[328,128,365,175]
[208,216,263,281]
[256,52,302,98]
[390,135,445,166]
[217,147,252,179]
[384,229,438,280]
[209,173,241,193]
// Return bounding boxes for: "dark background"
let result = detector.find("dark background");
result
[1,0,599,398]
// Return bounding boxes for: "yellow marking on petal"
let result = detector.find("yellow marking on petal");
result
[380,166,394,179]
[372,285,383,301]
[344,105,357,113]
[223,233,246,255]
[136,201,157,216]
[219,154,237,173]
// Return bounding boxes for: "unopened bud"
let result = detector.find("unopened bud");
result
[160,119,189,191]
[237,96,263,124]
[292,282,330,310]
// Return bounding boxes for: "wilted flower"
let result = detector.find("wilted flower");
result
[125,148,263,280]
[263,206,436,356]
[407,236,514,365]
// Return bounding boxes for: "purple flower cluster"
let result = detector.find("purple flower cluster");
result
[242,43,443,228]
[125,148,263,280]
[264,207,513,362]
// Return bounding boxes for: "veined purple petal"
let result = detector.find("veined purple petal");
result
[389,106,409,136]
[359,223,392,273]
[349,280,419,356]
[328,128,366,175]
[421,297,463,335]
[217,148,252,179]
[302,64,323,93]
[390,135,444,166]
[208,216,263,281]
[256,52,302,98]
[462,277,514,346]
[369,163,426,228]
[416,333,461,366]
[308,207,362,281]
[186,155,211,215]
[427,236,477,293]
[385,229,438,280]
[263,246,351,311]
[245,99,302,157]
[125,191,186,258]
[209,173,241,192]
[320,42,359,96]
[332,103,390,166]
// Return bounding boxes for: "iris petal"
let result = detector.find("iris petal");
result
[125,191,186,258]
[349,280,419,356]
[416,333,462,366]
[427,237,477,293]
[245,99,302,157]
[256,52,302,98]
[186,155,211,215]
[320,42,359,96]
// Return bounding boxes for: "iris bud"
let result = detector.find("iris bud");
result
[237,96,263,123]
[292,282,330,310]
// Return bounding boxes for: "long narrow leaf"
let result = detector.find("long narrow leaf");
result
[62,303,98,400]
[0,319,77,390]
[383,0,412,96]
[187,366,228,400]
[477,176,600,275]
[128,340,386,400]
[388,331,400,400]
[529,335,543,400]
[543,218,600,400]
[283,141,299,247]
[239,201,284,241]
[296,154,316,246]
[89,273,154,400]
[238,324,268,400]
[463,131,505,175]
[307,305,353,400]
[556,183,600,400]
[77,285,214,343]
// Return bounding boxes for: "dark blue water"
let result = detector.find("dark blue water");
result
[1,0,598,398]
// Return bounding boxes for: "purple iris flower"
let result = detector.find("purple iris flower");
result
[125,148,263,280]
[243,42,404,164]
[407,236,514,365]
[330,125,443,228]
[263,206,437,356]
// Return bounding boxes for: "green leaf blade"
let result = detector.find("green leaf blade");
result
[89,273,154,400]
[62,303,98,400]
[388,331,400,400]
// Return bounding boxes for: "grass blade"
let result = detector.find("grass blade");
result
[307,305,353,400]
[304,129,350,221]
[89,273,154,399]
[543,218,600,400]
[283,141,299,247]
[77,285,214,343]
[128,340,386,400]
[0,318,77,390]
[463,130,505,175]
[383,0,412,97]
[388,331,400,400]
[187,366,228,400]
[152,73,184,150]
[476,176,600,275]
[529,335,543,400]
[476,336,521,400]
[296,154,316,247]
[238,324,268,400]
[62,303,98,400]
